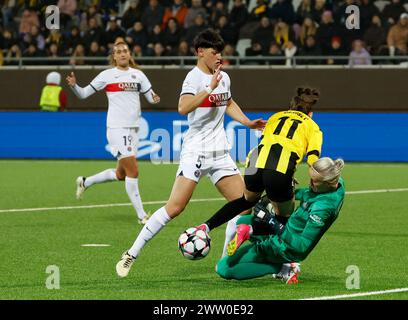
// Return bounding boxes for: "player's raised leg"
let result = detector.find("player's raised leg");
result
[75,168,118,199]
[116,176,197,277]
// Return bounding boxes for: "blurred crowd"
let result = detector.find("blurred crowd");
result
[1,0,408,66]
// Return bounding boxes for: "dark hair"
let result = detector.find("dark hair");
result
[193,28,225,53]
[289,86,320,114]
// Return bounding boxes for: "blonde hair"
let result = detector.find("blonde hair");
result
[311,157,345,186]
[109,40,139,68]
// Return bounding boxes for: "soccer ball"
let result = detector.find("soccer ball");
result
[178,227,211,260]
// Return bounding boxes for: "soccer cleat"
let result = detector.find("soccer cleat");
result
[273,263,301,284]
[75,176,87,200]
[138,213,151,225]
[227,224,251,256]
[196,223,210,233]
[115,251,136,278]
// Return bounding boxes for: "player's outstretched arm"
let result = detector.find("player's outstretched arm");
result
[66,72,96,100]
[226,99,266,131]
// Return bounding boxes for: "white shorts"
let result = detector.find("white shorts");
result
[107,127,139,160]
[176,151,239,185]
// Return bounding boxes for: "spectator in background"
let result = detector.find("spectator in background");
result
[2,0,18,29]
[79,4,103,33]
[122,0,144,30]
[23,43,45,65]
[359,0,380,32]
[82,17,105,50]
[312,0,328,23]
[348,39,372,66]
[163,17,184,54]
[184,0,207,29]
[147,24,166,50]
[45,30,62,47]
[283,40,297,66]
[19,9,40,35]
[266,42,284,65]
[363,15,387,55]
[298,35,322,65]
[5,44,22,65]
[209,1,228,26]
[61,26,83,56]
[315,10,341,55]
[244,40,263,65]
[141,0,165,33]
[148,42,171,65]
[126,21,148,49]
[387,13,408,56]
[298,15,317,47]
[132,44,145,60]
[39,72,67,112]
[46,43,64,65]
[274,21,295,48]
[58,0,78,29]
[326,36,348,65]
[24,25,45,51]
[222,43,239,66]
[249,0,271,22]
[88,41,107,65]
[70,43,86,65]
[382,0,407,26]
[162,0,189,29]
[185,13,207,45]
[230,0,248,30]
[105,17,126,49]
[216,15,238,46]
[1,29,18,51]
[176,39,194,65]
[295,0,315,24]
[252,16,274,54]
[270,0,295,25]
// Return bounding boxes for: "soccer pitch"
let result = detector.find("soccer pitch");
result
[0,160,407,300]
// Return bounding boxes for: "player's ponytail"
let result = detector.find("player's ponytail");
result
[311,157,345,187]
[290,86,320,115]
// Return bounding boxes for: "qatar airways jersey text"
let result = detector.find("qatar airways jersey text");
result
[90,67,151,128]
[180,66,232,153]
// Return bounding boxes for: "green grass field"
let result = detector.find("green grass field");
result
[0,160,407,300]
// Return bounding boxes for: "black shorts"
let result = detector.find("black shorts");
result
[244,167,295,202]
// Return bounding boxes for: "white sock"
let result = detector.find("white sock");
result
[128,206,171,257]
[125,176,146,220]
[84,168,117,188]
[221,215,240,258]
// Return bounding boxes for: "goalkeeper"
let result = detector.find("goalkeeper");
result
[215,157,345,283]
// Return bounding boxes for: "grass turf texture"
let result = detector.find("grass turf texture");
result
[0,160,407,300]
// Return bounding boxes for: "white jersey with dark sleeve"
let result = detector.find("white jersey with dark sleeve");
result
[89,67,152,128]
[180,66,232,154]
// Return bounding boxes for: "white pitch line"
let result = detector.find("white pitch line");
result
[81,244,111,247]
[0,187,408,214]
[300,287,408,300]
[0,198,224,214]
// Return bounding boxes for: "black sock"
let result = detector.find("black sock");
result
[205,195,257,231]
[275,215,289,225]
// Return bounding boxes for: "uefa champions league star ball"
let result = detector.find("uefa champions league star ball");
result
[178,227,211,260]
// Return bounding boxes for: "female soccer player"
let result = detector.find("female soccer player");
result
[66,40,160,225]
[195,86,323,240]
[116,29,266,277]
[216,157,345,283]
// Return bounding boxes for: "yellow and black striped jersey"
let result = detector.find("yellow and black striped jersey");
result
[250,110,322,174]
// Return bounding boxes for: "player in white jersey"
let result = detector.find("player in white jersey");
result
[116,29,266,277]
[66,40,160,225]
